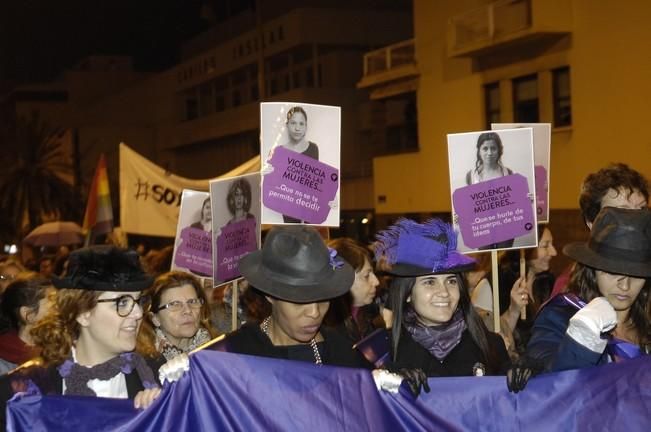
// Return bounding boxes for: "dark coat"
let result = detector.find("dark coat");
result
[210,323,370,369]
[526,302,608,372]
[325,303,386,345]
[391,329,510,377]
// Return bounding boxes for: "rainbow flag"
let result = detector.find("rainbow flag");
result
[82,154,113,242]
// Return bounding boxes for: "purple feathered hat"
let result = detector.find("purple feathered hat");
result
[374,218,476,276]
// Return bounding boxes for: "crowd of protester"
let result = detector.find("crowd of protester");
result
[0,162,648,426]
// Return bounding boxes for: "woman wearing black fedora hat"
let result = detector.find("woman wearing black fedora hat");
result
[207,225,368,367]
[527,207,651,373]
[375,218,510,378]
[0,246,163,425]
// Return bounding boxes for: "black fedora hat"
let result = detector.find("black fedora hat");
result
[238,226,354,303]
[53,245,153,291]
[563,207,651,278]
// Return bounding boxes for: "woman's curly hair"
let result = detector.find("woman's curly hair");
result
[30,289,101,367]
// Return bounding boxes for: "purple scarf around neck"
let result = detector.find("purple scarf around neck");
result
[403,306,467,360]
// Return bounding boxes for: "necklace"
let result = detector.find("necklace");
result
[261,316,322,365]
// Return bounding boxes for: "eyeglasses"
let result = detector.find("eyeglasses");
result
[97,294,150,317]
[154,298,204,313]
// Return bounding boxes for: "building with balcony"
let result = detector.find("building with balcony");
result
[362,0,651,260]
[5,1,413,240]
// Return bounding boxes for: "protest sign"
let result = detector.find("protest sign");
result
[171,190,213,277]
[492,123,551,223]
[448,128,538,252]
[260,102,341,226]
[210,173,261,284]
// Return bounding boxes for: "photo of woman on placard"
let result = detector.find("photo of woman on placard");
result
[260,102,341,227]
[226,178,256,225]
[284,106,319,160]
[465,132,516,250]
[466,132,514,185]
[281,106,320,223]
[190,197,212,232]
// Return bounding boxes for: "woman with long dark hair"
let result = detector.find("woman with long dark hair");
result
[324,237,383,343]
[0,274,54,373]
[375,218,510,377]
[527,207,651,372]
[495,224,557,358]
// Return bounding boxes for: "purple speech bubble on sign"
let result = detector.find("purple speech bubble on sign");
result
[263,146,339,224]
[174,227,212,277]
[215,218,258,282]
[452,174,535,249]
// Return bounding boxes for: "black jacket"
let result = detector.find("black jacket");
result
[392,329,510,377]
[210,323,370,369]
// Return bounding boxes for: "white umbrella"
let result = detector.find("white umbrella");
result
[23,221,84,247]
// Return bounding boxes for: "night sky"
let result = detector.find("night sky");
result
[0,0,209,85]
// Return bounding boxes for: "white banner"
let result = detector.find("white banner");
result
[119,143,260,236]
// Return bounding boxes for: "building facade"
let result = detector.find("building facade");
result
[360,0,651,264]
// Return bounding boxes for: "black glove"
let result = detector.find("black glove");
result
[506,356,544,393]
[392,368,431,397]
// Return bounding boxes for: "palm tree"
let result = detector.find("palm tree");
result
[0,114,82,242]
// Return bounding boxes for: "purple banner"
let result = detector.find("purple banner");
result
[215,218,257,282]
[453,174,535,249]
[263,146,338,224]
[7,353,651,432]
[173,227,212,276]
[534,165,548,220]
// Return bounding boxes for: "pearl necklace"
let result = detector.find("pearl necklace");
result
[261,317,322,365]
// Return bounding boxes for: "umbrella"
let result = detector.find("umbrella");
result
[23,221,84,247]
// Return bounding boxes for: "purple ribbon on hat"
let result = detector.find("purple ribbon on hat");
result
[328,248,344,270]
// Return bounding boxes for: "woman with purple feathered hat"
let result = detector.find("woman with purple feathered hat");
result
[375,218,510,378]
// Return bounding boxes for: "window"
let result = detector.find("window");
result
[199,83,214,116]
[184,89,198,121]
[512,74,539,122]
[553,67,571,127]
[484,82,500,128]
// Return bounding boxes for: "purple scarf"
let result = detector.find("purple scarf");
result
[404,307,466,360]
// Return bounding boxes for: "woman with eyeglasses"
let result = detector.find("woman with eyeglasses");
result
[0,246,162,426]
[138,271,217,361]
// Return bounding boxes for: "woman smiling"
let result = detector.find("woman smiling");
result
[376,219,510,377]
